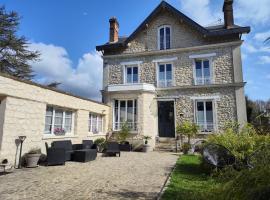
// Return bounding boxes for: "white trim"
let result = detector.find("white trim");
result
[193,59,213,85]
[190,96,220,100]
[157,25,172,50]
[156,62,174,87]
[107,83,155,92]
[120,61,142,65]
[113,99,138,131]
[152,57,177,63]
[44,106,74,136]
[189,53,216,59]
[103,41,243,59]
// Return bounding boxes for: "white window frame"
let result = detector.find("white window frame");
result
[157,25,172,50]
[44,106,74,136]
[112,99,137,131]
[193,58,213,85]
[124,65,139,84]
[89,113,104,134]
[156,62,174,88]
[193,99,218,132]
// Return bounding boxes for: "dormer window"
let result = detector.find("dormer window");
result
[158,25,171,50]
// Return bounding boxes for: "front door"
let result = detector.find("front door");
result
[158,101,175,138]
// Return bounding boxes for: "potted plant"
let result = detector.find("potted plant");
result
[94,138,106,152]
[182,143,191,154]
[117,122,132,151]
[176,121,199,153]
[143,136,152,152]
[26,147,41,168]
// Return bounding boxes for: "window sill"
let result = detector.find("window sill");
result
[87,133,107,137]
[42,135,78,140]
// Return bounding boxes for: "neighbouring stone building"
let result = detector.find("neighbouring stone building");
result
[0,74,109,166]
[96,0,250,148]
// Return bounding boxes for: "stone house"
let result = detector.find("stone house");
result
[0,74,109,165]
[96,0,250,148]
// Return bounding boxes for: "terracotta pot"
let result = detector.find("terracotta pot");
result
[26,154,41,168]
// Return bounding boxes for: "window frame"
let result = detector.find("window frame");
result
[124,65,139,84]
[44,106,74,136]
[192,57,213,85]
[193,99,217,132]
[112,99,137,131]
[89,113,104,134]
[158,25,172,50]
[156,62,174,88]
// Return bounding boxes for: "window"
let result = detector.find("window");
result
[194,59,211,85]
[89,114,103,133]
[44,106,73,135]
[158,25,171,50]
[195,100,215,132]
[125,66,138,84]
[158,63,172,87]
[113,99,137,131]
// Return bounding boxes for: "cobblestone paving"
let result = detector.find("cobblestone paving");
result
[0,152,178,200]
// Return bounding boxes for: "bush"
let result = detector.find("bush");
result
[182,143,191,154]
[176,121,199,144]
[207,123,270,161]
[214,165,270,200]
[116,122,131,143]
[94,138,106,152]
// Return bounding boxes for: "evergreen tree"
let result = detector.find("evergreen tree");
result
[0,6,39,80]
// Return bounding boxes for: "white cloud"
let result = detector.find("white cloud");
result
[235,0,270,25]
[179,0,221,26]
[254,31,270,42]
[28,42,103,100]
[259,56,270,64]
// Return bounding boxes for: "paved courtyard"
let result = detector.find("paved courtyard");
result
[0,152,178,200]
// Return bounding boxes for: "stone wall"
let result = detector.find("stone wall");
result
[106,45,235,87]
[0,75,109,165]
[123,11,207,53]
[158,87,237,131]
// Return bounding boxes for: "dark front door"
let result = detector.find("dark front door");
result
[158,101,175,138]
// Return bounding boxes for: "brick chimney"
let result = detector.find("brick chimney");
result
[223,0,234,29]
[109,17,119,43]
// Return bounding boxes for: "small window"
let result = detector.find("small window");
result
[44,106,73,135]
[158,25,171,50]
[158,63,172,87]
[195,100,215,132]
[125,66,138,84]
[89,113,103,134]
[195,59,211,85]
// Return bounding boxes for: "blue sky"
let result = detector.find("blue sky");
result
[1,0,270,101]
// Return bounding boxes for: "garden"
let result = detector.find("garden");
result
[162,122,270,200]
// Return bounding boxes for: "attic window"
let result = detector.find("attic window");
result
[158,25,171,50]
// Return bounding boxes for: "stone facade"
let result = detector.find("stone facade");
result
[0,75,109,165]
[123,12,207,54]
[158,87,237,130]
[106,45,235,87]
[101,6,247,149]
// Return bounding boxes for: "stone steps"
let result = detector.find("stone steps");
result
[154,140,180,152]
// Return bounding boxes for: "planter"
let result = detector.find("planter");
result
[26,153,41,168]
[143,144,151,153]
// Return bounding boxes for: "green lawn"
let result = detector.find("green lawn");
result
[162,155,220,200]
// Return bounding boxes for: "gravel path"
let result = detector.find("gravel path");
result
[0,152,178,200]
